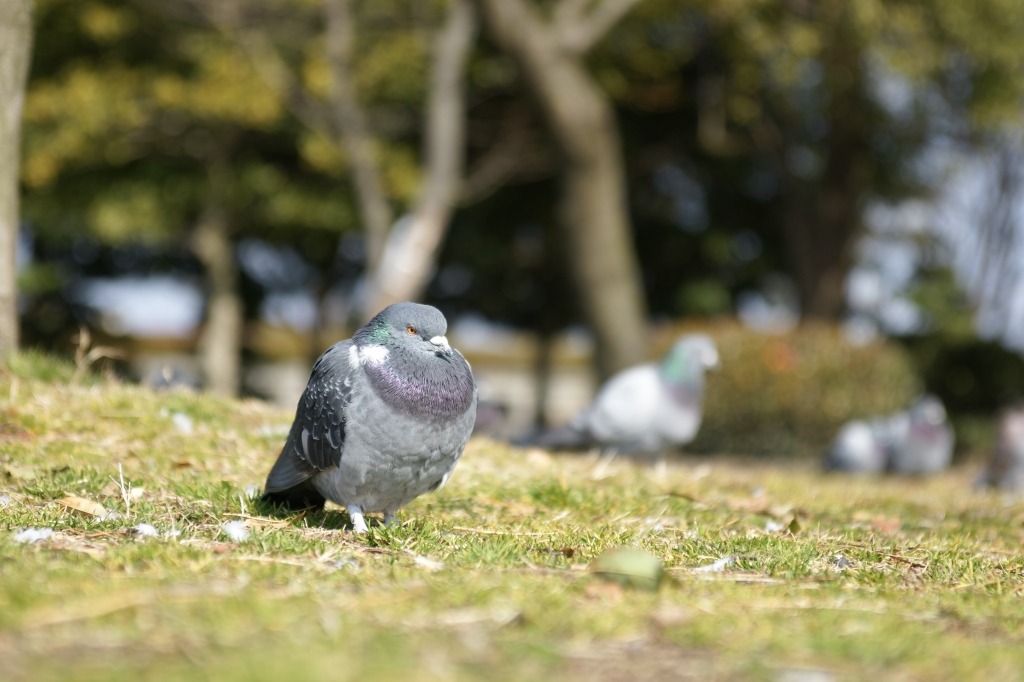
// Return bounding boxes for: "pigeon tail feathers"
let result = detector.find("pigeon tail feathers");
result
[261,481,327,511]
[262,435,326,510]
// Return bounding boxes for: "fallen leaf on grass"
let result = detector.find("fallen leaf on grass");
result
[535,546,577,560]
[222,513,295,530]
[590,547,667,591]
[57,495,107,517]
[870,517,902,534]
[4,464,37,481]
[851,511,903,533]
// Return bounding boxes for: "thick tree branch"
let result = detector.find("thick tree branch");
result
[479,0,649,377]
[185,0,393,289]
[368,0,478,312]
[558,0,643,54]
[0,0,33,361]
[460,108,556,204]
[553,0,589,33]
[324,0,393,279]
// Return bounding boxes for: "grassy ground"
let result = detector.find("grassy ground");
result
[2,353,1024,682]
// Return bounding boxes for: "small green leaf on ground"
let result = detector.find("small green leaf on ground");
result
[590,547,667,591]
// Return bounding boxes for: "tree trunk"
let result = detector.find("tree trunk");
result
[192,208,242,397]
[783,182,858,319]
[783,99,871,318]
[368,0,477,313]
[781,36,876,320]
[478,0,649,379]
[323,0,392,286]
[0,0,32,363]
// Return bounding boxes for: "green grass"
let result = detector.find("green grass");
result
[2,352,1024,681]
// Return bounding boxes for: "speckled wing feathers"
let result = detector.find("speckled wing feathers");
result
[263,342,354,502]
[300,349,351,471]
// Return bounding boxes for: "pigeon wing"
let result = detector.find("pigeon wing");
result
[263,341,355,502]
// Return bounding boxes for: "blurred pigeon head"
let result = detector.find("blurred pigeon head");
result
[911,394,947,426]
[662,333,720,376]
[890,394,954,475]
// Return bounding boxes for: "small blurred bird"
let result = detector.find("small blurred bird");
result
[886,395,954,475]
[824,419,888,474]
[534,334,720,454]
[980,406,1024,493]
[262,302,478,532]
[824,395,954,475]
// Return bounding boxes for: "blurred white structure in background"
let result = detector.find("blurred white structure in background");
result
[78,276,203,338]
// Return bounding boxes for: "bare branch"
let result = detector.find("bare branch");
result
[478,0,650,376]
[0,0,33,359]
[560,0,643,54]
[324,0,392,278]
[460,110,556,205]
[553,0,590,34]
[369,0,479,310]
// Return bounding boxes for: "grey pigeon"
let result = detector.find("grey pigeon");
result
[887,395,954,475]
[826,395,954,475]
[823,419,887,473]
[981,406,1024,493]
[536,334,720,454]
[262,302,477,532]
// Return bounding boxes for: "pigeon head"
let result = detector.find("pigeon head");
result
[910,395,947,426]
[660,334,720,382]
[353,302,475,420]
[356,302,452,357]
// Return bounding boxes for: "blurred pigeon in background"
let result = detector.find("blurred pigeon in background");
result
[824,394,954,475]
[534,334,720,454]
[887,395,954,475]
[980,406,1024,493]
[824,419,888,473]
[262,302,477,532]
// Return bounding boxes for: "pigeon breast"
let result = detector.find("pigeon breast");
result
[359,345,475,420]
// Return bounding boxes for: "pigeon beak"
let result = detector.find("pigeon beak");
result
[430,336,452,354]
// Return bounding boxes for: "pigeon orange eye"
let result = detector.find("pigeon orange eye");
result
[407,326,417,335]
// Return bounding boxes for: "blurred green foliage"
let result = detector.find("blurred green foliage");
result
[15,0,1024,426]
[903,265,1011,415]
[673,279,732,317]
